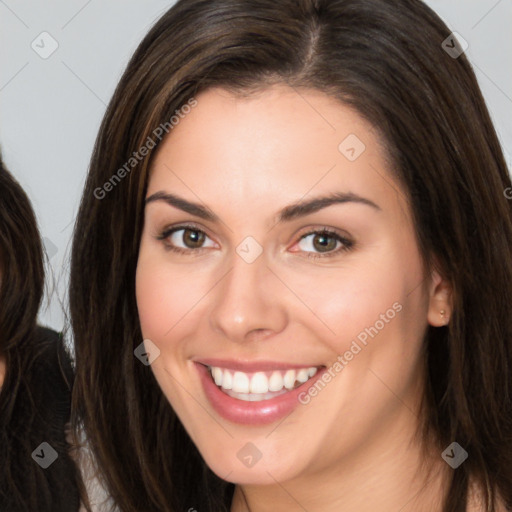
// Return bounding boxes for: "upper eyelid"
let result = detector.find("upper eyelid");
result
[158,222,216,244]
[296,225,351,239]
[159,223,352,247]
[160,222,213,238]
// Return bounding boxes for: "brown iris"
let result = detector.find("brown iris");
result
[312,233,337,253]
[182,229,205,248]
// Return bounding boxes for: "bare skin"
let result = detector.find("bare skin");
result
[134,84,497,511]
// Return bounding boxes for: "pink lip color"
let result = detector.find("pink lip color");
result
[194,357,319,373]
[195,362,326,425]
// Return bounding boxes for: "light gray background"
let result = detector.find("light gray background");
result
[1,0,511,334]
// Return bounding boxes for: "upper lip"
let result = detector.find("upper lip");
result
[193,358,324,372]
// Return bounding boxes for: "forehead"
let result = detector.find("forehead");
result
[147,84,406,223]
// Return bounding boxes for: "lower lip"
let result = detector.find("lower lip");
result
[195,362,326,425]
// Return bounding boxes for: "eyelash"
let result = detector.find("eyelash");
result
[156,223,354,260]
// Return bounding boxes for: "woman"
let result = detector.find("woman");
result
[70,0,512,510]
[0,156,82,511]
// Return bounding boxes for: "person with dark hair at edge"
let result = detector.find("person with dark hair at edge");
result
[0,154,82,511]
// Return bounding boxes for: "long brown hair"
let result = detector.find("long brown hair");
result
[0,156,81,511]
[70,0,512,510]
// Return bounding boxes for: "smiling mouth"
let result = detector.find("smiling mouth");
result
[206,365,323,402]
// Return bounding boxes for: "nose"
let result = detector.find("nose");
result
[208,247,288,344]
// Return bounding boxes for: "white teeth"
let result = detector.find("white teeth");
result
[250,372,268,394]
[224,389,288,402]
[207,365,320,398]
[268,371,284,392]
[222,369,233,390]
[283,369,296,390]
[232,371,250,393]
[297,368,309,383]
[212,366,223,386]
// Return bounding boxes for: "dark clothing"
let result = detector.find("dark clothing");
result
[0,326,80,512]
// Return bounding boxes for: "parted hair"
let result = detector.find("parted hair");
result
[70,0,512,510]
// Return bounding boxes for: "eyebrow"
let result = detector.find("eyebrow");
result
[145,190,381,223]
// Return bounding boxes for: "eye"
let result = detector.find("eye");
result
[157,224,216,254]
[156,224,354,259]
[293,228,354,259]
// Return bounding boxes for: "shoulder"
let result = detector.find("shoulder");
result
[30,326,74,420]
[30,326,73,382]
[0,326,80,511]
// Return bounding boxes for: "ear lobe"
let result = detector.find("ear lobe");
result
[427,269,453,327]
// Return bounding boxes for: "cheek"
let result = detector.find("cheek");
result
[135,246,218,354]
[136,261,170,340]
[285,248,425,362]
[135,252,199,400]
[135,252,197,341]
[280,258,404,347]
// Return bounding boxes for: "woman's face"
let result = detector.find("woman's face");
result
[136,84,448,485]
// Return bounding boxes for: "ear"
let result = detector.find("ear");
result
[427,268,453,327]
